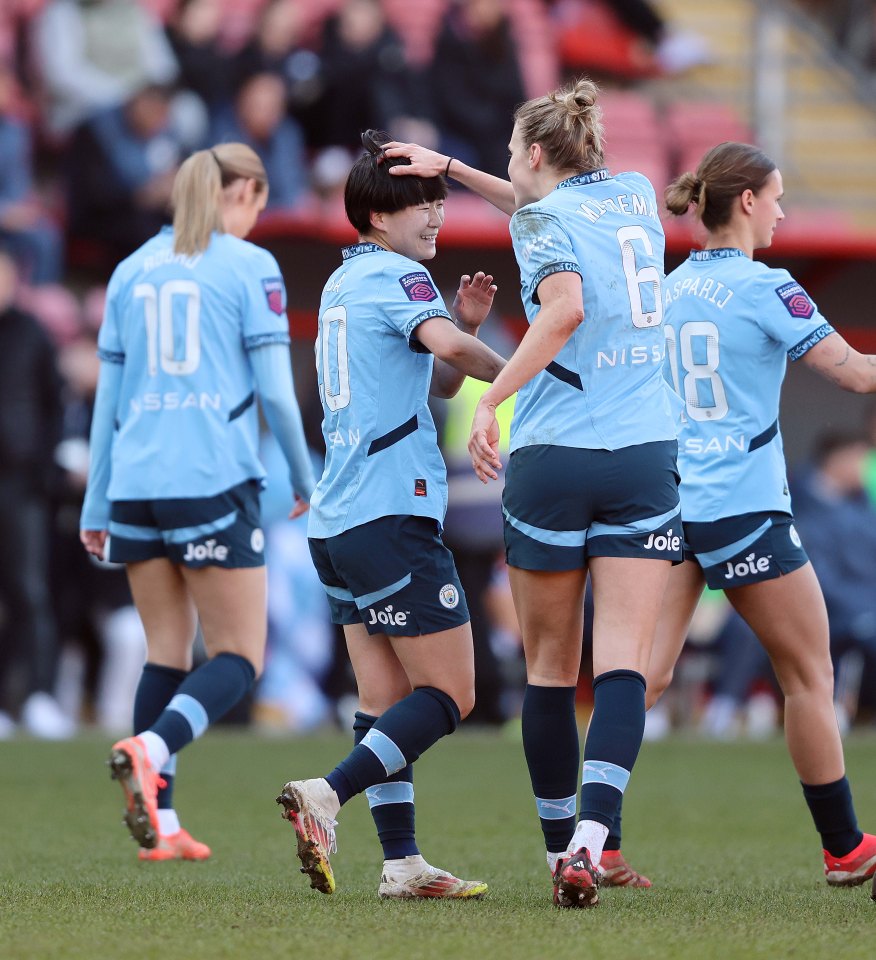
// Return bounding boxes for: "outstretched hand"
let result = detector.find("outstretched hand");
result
[383,141,449,178]
[453,272,497,331]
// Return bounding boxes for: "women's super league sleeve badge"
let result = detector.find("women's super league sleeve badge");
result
[399,271,438,303]
[262,277,285,315]
[775,280,815,319]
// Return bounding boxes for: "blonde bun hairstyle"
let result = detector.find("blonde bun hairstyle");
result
[514,77,604,173]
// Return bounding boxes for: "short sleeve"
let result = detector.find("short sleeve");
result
[381,265,451,353]
[96,269,125,364]
[240,246,292,351]
[510,207,582,304]
[755,269,834,361]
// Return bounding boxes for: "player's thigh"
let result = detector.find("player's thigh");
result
[179,565,267,674]
[583,439,682,676]
[388,621,476,717]
[588,555,672,676]
[508,565,588,686]
[502,445,591,573]
[646,559,705,706]
[320,516,469,639]
[344,621,412,715]
[726,562,833,696]
[125,557,197,670]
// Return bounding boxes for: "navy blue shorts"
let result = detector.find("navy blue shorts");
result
[308,515,470,636]
[502,441,682,572]
[684,510,808,589]
[107,479,265,568]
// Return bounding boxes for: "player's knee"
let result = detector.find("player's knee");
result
[645,668,673,709]
[455,686,475,720]
[417,684,467,728]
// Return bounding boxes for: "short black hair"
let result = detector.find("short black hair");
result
[344,129,448,234]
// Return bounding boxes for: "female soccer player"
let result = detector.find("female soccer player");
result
[642,141,875,887]
[386,78,682,907]
[80,143,315,860]
[276,131,505,899]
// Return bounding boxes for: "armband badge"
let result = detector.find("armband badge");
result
[775,280,814,319]
[399,272,438,303]
[262,277,285,315]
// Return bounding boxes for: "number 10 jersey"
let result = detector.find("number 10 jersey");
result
[97,226,291,501]
[307,243,451,540]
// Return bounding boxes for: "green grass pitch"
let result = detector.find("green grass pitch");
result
[2,730,874,960]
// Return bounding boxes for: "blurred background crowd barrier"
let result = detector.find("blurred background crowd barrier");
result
[1,0,876,740]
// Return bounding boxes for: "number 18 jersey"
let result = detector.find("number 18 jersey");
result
[663,248,834,522]
[509,168,680,453]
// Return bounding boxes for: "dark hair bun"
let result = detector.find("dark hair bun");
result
[360,129,410,169]
[361,129,390,156]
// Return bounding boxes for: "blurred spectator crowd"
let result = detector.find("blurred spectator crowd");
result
[1,0,875,740]
[0,0,721,282]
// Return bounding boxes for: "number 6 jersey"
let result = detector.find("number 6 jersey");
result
[508,168,680,454]
[307,242,451,539]
[663,247,834,522]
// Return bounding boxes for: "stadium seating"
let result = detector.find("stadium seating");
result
[664,98,754,177]
[552,0,659,80]
[597,88,669,193]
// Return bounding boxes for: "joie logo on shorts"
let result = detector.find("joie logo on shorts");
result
[439,584,459,609]
[724,552,771,580]
[643,529,681,552]
[367,604,409,627]
[183,539,229,562]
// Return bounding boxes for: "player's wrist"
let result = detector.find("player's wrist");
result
[454,314,481,335]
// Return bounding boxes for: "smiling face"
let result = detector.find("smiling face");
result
[370,200,445,261]
[749,168,785,250]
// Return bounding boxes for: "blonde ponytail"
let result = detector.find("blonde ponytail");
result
[171,143,269,255]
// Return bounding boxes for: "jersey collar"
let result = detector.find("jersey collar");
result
[688,247,748,261]
[342,242,384,260]
[555,168,612,190]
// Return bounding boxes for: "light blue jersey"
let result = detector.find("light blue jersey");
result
[308,243,451,539]
[508,168,680,453]
[96,226,291,501]
[663,248,834,521]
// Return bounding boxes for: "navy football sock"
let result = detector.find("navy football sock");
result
[579,670,646,829]
[801,776,863,858]
[522,684,579,854]
[133,662,187,809]
[355,711,418,860]
[149,653,255,756]
[326,687,459,806]
[605,804,623,852]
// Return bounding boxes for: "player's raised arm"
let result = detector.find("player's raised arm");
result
[383,140,517,217]
[417,271,506,398]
